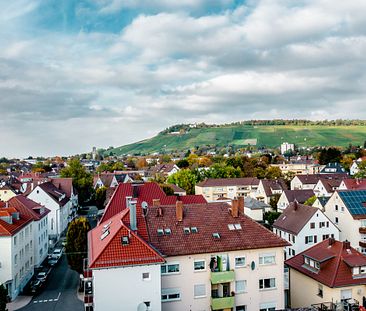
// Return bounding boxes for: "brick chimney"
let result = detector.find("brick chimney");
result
[152,199,160,207]
[231,198,239,218]
[238,196,244,215]
[293,201,298,211]
[176,201,183,222]
[328,237,335,245]
[343,240,351,249]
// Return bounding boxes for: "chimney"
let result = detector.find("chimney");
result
[126,197,137,231]
[328,237,335,246]
[238,196,244,215]
[343,240,351,250]
[231,198,239,218]
[157,206,163,217]
[293,201,298,211]
[152,199,161,207]
[176,201,183,222]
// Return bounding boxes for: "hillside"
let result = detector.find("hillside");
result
[106,124,366,156]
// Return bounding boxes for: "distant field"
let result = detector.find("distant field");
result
[106,125,366,155]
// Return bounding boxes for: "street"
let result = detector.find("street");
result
[19,253,83,311]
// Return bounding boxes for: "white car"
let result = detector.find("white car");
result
[52,248,63,259]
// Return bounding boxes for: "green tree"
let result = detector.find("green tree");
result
[161,184,175,196]
[167,169,198,195]
[176,159,189,169]
[66,217,90,274]
[95,186,107,210]
[0,283,8,311]
[265,167,283,179]
[355,161,366,178]
[60,159,93,205]
[269,194,281,211]
[304,195,317,206]
[263,211,281,226]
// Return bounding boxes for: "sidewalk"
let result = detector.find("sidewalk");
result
[6,295,32,311]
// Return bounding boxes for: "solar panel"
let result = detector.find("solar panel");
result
[339,190,366,215]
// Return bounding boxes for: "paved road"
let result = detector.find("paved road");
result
[20,255,83,311]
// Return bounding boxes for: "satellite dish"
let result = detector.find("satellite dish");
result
[141,201,148,209]
[137,303,148,311]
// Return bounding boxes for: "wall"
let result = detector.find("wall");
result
[93,264,162,311]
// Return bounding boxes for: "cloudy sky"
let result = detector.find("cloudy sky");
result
[1,0,366,157]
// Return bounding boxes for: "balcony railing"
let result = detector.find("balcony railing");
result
[211,296,235,310]
[359,227,366,234]
[359,241,366,248]
[210,270,235,284]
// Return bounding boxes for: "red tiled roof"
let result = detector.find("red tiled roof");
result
[295,174,347,185]
[38,182,69,207]
[51,178,74,198]
[99,182,207,224]
[342,179,366,190]
[260,179,287,197]
[285,239,366,287]
[0,206,33,236]
[273,202,318,235]
[8,195,50,221]
[317,178,342,193]
[88,209,165,269]
[146,202,289,257]
[196,178,259,188]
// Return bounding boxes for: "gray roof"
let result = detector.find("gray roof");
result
[244,197,270,210]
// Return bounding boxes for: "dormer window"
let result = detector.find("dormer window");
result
[304,256,320,271]
[353,266,366,276]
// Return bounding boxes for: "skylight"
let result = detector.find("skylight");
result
[100,230,110,240]
[164,228,171,235]
[157,229,164,236]
[234,224,242,230]
[212,232,220,239]
[121,236,129,245]
[228,224,235,230]
[191,227,198,233]
[183,227,190,234]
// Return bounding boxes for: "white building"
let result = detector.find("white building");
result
[9,195,50,267]
[255,179,287,204]
[273,202,339,259]
[0,205,34,301]
[323,190,366,253]
[28,181,72,243]
[87,199,288,311]
[280,143,294,155]
[277,190,314,212]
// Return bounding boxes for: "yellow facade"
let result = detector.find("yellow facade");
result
[0,189,16,201]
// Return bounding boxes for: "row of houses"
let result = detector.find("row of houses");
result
[0,175,77,300]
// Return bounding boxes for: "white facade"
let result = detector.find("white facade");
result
[28,186,71,241]
[93,264,162,311]
[244,207,264,221]
[290,176,316,190]
[350,161,360,176]
[33,215,49,267]
[277,193,290,211]
[0,221,34,300]
[281,143,294,155]
[161,247,285,311]
[273,211,339,259]
[195,184,258,202]
[324,192,366,253]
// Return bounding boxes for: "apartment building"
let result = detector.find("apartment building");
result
[195,178,260,202]
[87,197,288,311]
[0,204,34,300]
[255,179,287,204]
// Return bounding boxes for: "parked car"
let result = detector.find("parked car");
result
[52,248,63,260]
[48,257,59,266]
[30,280,44,294]
[36,271,47,282]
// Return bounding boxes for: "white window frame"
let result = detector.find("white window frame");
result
[161,262,180,275]
[259,253,276,265]
[259,278,276,290]
[235,256,246,268]
[161,288,181,302]
[194,284,206,298]
[235,280,247,294]
[142,272,151,281]
[194,259,206,272]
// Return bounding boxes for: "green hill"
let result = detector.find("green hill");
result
[106,124,366,156]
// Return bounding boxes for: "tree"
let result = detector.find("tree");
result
[167,169,198,195]
[136,158,148,170]
[66,217,90,274]
[269,194,281,211]
[176,159,189,169]
[317,147,341,165]
[263,211,281,226]
[304,195,317,206]
[95,186,107,210]
[60,158,93,205]
[265,167,283,180]
[160,184,175,196]
[355,161,366,178]
[0,283,7,311]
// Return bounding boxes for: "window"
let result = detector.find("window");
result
[142,272,150,280]
[335,204,338,211]
[164,228,171,235]
[305,236,314,244]
[259,278,276,290]
[194,284,206,298]
[292,235,296,243]
[235,256,246,268]
[183,227,190,234]
[323,234,329,240]
[259,254,275,265]
[14,254,18,265]
[14,236,17,246]
[235,280,247,293]
[191,227,198,233]
[310,222,315,229]
[236,306,246,311]
[161,263,180,275]
[259,303,276,311]
[157,229,164,236]
[341,206,344,212]
[228,224,235,230]
[319,222,325,228]
[335,217,339,224]
[318,284,323,298]
[194,260,205,271]
[161,288,181,302]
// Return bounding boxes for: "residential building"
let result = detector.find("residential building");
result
[9,195,50,267]
[243,196,271,222]
[87,198,289,311]
[270,162,322,175]
[168,184,186,196]
[280,142,294,155]
[290,174,347,190]
[93,173,119,189]
[324,190,366,253]
[320,162,347,174]
[273,202,339,259]
[313,178,343,197]
[338,178,366,191]
[255,179,287,204]
[349,157,366,176]
[277,190,315,212]
[195,178,260,202]
[148,164,180,178]
[286,239,366,308]
[0,185,16,202]
[28,181,72,243]
[0,204,34,301]
[312,197,330,210]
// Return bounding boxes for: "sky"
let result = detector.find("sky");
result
[1,0,366,158]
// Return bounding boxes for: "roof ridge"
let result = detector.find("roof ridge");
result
[330,243,344,287]
[99,183,124,224]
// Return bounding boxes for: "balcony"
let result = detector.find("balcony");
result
[359,241,366,248]
[359,227,366,234]
[211,296,235,310]
[84,295,93,304]
[210,270,235,284]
